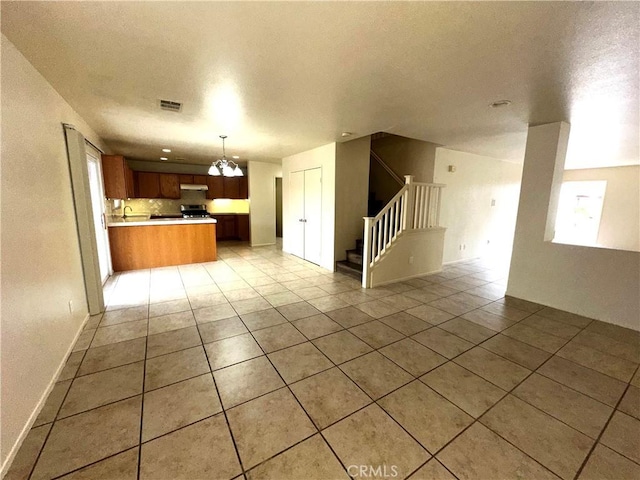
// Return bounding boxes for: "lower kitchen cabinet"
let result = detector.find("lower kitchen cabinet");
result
[212,214,250,241]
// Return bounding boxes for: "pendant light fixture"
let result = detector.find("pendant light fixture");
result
[208,135,243,177]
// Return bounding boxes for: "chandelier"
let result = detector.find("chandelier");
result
[208,135,243,177]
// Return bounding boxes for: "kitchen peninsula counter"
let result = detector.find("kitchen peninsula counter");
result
[108,218,217,271]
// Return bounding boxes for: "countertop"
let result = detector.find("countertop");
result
[108,218,217,227]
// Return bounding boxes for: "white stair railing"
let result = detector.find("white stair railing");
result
[362,175,445,288]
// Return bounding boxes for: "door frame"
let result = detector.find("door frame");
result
[86,147,113,283]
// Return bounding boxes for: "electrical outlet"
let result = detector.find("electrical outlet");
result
[68,300,74,316]
[409,256,414,264]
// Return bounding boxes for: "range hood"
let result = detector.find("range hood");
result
[180,183,209,191]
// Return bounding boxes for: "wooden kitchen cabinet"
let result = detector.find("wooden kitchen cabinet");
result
[193,175,208,185]
[237,215,250,241]
[239,177,248,199]
[206,177,224,199]
[159,173,180,199]
[213,214,250,241]
[223,178,241,199]
[101,155,136,199]
[136,172,160,198]
[178,174,193,184]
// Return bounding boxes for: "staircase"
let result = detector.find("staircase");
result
[336,239,364,279]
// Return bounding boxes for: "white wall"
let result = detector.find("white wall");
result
[335,136,371,261]
[248,161,282,246]
[508,122,640,330]
[562,166,639,252]
[1,36,108,470]
[434,148,523,264]
[282,143,336,271]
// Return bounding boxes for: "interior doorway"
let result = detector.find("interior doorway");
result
[289,168,322,265]
[275,177,283,238]
[86,148,111,283]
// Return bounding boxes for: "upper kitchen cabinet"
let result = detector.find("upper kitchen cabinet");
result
[159,173,180,199]
[206,176,224,199]
[223,177,241,199]
[101,155,135,199]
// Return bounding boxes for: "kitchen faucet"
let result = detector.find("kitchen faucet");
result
[123,206,133,218]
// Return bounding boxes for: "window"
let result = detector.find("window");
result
[554,181,606,247]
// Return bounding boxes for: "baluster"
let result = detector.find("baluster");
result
[383,211,389,251]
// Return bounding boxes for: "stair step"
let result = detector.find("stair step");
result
[336,260,363,279]
[346,249,363,266]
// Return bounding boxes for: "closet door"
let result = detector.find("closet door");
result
[289,170,305,259]
[303,168,322,265]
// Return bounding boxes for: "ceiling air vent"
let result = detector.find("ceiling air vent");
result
[159,99,182,112]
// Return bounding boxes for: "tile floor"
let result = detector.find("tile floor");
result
[7,242,640,480]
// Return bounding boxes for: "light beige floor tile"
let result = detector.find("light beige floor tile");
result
[146,326,201,358]
[420,284,459,298]
[268,342,333,384]
[502,323,567,353]
[100,306,148,327]
[557,342,638,382]
[83,314,102,331]
[481,395,593,479]
[520,315,582,339]
[323,404,429,478]
[403,288,441,304]
[349,320,405,349]
[312,330,373,364]
[253,282,289,296]
[277,301,322,321]
[411,327,474,359]
[572,330,640,363]
[335,290,372,305]
[148,310,195,335]
[264,291,303,307]
[600,411,640,464]
[326,306,375,328]
[380,293,423,310]
[295,286,330,300]
[513,373,613,438]
[192,303,237,324]
[480,302,532,321]
[461,309,517,332]
[140,414,241,480]
[252,322,307,353]
[142,374,222,441]
[4,424,51,480]
[319,283,356,295]
[308,295,351,312]
[227,388,316,470]
[290,367,371,429]
[379,311,431,335]
[59,448,138,480]
[632,370,640,388]
[204,333,264,370]
[231,297,272,315]
[292,313,343,339]
[428,297,476,316]
[31,397,141,480]
[586,320,640,346]
[379,380,473,452]
[198,316,248,343]
[538,356,627,407]
[240,308,288,331]
[618,385,640,420]
[341,351,413,400]
[437,422,559,480]
[91,320,147,348]
[464,283,506,301]
[78,337,146,376]
[59,362,143,418]
[145,346,209,390]
[439,318,496,344]
[408,459,456,479]
[496,296,544,313]
[405,305,455,325]
[421,362,506,418]
[223,287,260,303]
[148,299,190,318]
[33,380,72,427]
[58,351,84,381]
[246,434,349,480]
[380,338,446,376]
[480,334,551,370]
[536,307,592,328]
[454,347,530,390]
[355,299,403,319]
[188,292,228,309]
[579,443,640,480]
[214,356,284,408]
[72,330,96,352]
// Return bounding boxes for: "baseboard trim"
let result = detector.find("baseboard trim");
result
[250,242,276,247]
[0,312,91,478]
[443,257,480,266]
[371,268,443,288]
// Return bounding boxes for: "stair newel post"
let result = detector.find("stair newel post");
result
[403,175,415,231]
[362,217,374,288]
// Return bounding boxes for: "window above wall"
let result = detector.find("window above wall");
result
[553,181,607,247]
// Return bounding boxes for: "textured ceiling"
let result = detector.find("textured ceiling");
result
[1,1,638,169]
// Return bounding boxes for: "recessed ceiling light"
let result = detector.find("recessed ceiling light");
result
[162,148,171,153]
[232,155,240,159]
[160,157,168,161]
[489,100,512,108]
[341,132,352,137]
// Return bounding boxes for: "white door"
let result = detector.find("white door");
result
[289,170,305,258]
[86,151,111,283]
[303,168,322,265]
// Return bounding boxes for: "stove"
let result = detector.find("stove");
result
[180,204,211,218]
